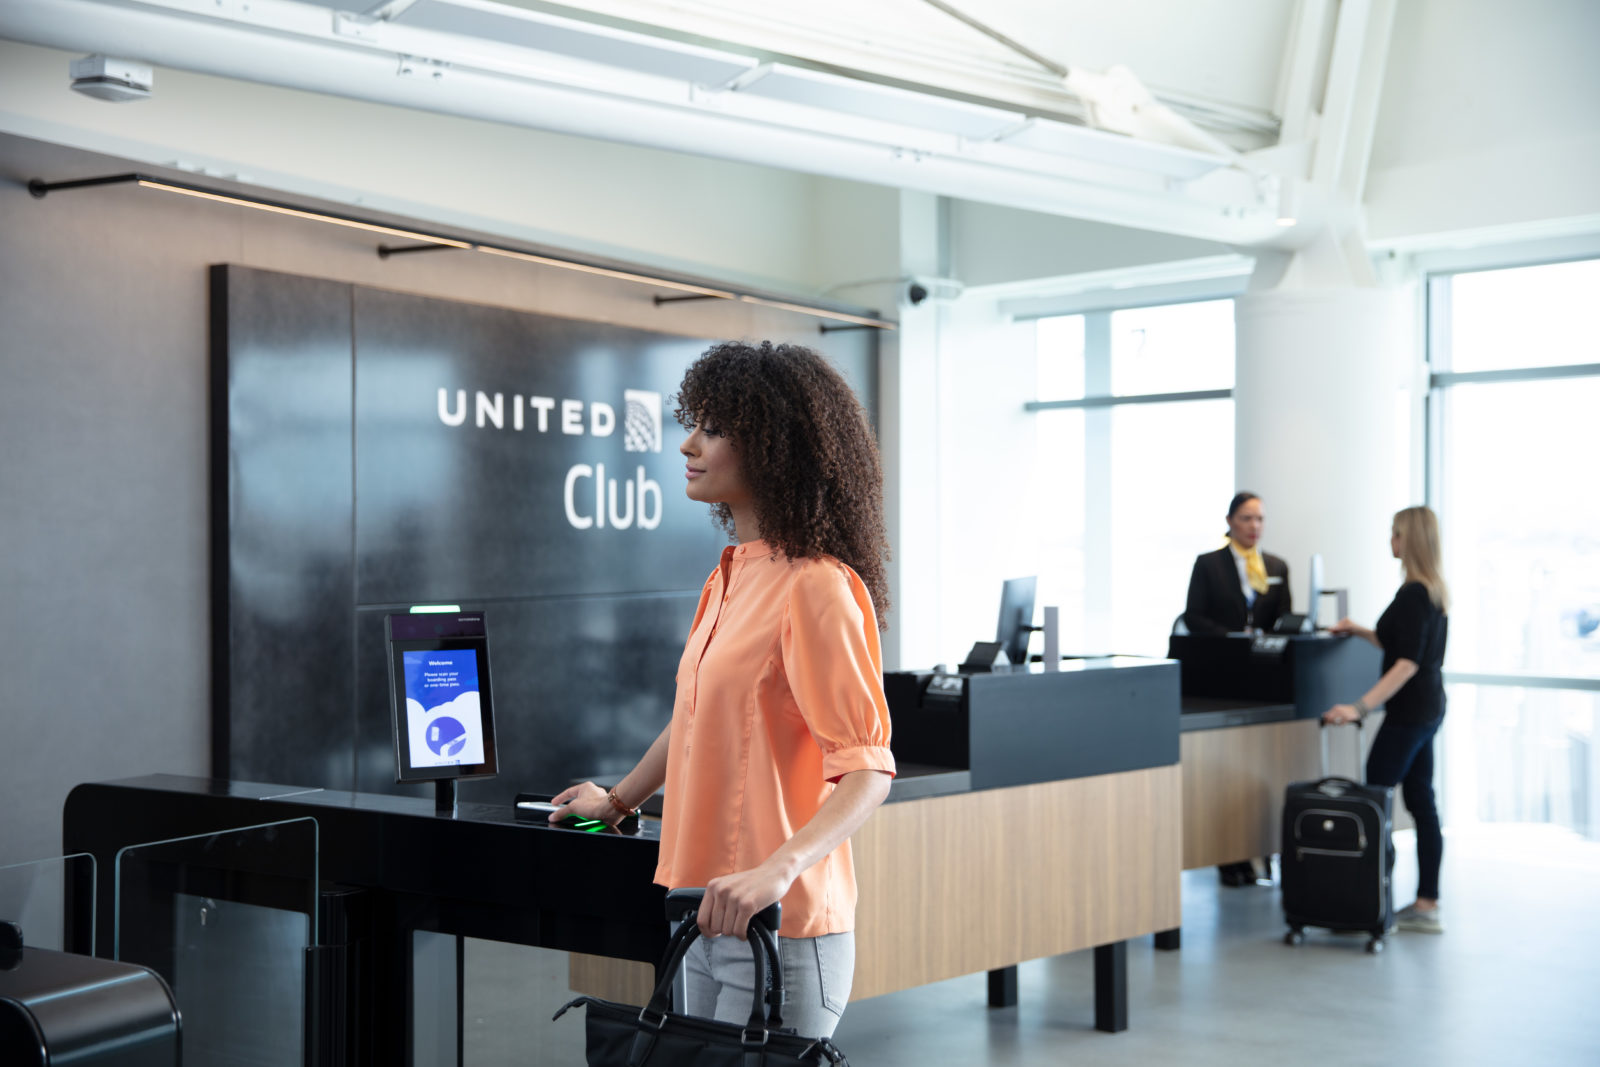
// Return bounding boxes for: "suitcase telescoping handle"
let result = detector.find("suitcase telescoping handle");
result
[1320,717,1365,785]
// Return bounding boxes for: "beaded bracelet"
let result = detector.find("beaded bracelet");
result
[605,788,639,818]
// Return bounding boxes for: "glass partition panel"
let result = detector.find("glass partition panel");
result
[0,853,96,954]
[116,817,319,1067]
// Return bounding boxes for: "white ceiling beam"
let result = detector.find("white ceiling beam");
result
[1,0,1289,245]
[1311,0,1398,202]
[1333,0,1397,205]
[1273,0,1331,153]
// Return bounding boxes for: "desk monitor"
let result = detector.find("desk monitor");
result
[996,576,1038,668]
[386,611,499,784]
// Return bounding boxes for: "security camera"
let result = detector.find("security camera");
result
[70,55,153,102]
[906,282,929,306]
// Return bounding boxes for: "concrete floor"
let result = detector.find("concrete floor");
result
[465,824,1600,1066]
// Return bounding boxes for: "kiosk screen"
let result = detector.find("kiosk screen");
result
[386,612,499,783]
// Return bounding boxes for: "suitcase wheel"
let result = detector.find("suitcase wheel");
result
[1283,927,1305,946]
[1364,936,1385,955]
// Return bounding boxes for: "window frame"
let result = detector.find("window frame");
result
[1424,248,1600,693]
[1027,298,1238,656]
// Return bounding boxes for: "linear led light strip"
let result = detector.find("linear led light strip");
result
[28,172,894,327]
[136,178,476,249]
[475,246,733,298]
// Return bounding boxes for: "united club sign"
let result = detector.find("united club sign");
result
[437,386,666,530]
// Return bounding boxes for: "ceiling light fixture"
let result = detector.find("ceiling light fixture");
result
[27,172,893,330]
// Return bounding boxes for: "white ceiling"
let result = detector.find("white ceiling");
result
[0,0,1327,244]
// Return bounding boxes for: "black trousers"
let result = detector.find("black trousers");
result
[1366,717,1445,901]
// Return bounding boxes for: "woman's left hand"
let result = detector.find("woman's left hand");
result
[698,863,794,940]
[1322,704,1361,725]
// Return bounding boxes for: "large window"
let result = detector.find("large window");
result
[1030,299,1235,656]
[1429,255,1600,839]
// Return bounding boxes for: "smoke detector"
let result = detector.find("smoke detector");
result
[70,55,153,102]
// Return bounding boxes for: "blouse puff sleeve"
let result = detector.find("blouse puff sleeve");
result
[779,561,898,784]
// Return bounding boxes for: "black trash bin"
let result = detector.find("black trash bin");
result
[0,921,180,1066]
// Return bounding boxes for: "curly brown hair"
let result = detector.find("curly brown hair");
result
[674,341,891,629]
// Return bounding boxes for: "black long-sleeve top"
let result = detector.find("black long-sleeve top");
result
[1374,581,1449,725]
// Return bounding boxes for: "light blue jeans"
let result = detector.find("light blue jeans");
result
[675,928,855,1039]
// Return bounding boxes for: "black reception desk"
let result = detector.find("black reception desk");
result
[885,656,1181,789]
[1168,632,1380,714]
[63,659,1184,1051]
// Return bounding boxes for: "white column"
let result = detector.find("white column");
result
[878,191,943,669]
[1233,285,1417,625]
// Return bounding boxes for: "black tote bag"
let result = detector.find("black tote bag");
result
[553,899,849,1066]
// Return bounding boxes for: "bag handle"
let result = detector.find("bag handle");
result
[643,909,780,1037]
[665,887,781,935]
[646,890,786,1032]
[1319,717,1365,784]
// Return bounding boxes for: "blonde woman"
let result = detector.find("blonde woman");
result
[1323,506,1450,934]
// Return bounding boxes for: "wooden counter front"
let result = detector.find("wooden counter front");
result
[572,764,1183,1003]
[852,764,1181,999]
[1179,712,1411,870]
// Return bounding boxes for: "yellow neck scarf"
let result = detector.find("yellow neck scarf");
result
[1228,538,1270,595]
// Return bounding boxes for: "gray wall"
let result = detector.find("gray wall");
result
[0,131,868,871]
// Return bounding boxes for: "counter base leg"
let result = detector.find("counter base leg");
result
[986,966,1018,1008]
[1154,927,1181,951]
[1093,941,1128,1033]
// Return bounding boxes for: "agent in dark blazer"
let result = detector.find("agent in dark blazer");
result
[1184,492,1292,636]
[1187,491,1294,888]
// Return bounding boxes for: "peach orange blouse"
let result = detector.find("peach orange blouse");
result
[654,540,896,939]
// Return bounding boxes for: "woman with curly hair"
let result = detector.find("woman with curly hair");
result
[550,340,896,1038]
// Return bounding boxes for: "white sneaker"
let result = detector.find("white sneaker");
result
[1395,903,1445,934]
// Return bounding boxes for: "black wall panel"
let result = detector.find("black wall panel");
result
[351,286,721,603]
[212,265,879,802]
[211,266,357,789]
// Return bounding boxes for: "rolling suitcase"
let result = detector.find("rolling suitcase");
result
[1281,720,1395,954]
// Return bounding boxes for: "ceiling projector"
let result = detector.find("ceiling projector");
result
[70,55,153,102]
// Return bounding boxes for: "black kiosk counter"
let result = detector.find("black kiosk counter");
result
[62,774,665,1065]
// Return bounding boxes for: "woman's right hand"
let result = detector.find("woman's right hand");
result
[1328,617,1382,649]
[548,781,622,826]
